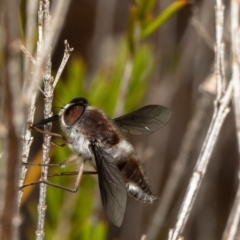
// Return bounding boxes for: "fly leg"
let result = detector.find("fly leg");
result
[31,125,71,146]
[22,154,80,168]
[20,161,86,193]
[47,171,97,178]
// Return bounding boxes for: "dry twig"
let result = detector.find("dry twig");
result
[19,1,73,240]
[53,40,74,88]
[146,92,213,240]
[222,1,240,239]
[169,81,233,240]
[24,0,72,105]
[168,0,230,239]
[36,2,52,239]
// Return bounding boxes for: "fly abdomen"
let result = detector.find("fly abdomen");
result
[117,154,158,203]
[126,183,157,203]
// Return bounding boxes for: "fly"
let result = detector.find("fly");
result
[22,97,172,227]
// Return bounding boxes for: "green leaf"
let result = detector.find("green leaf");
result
[91,222,107,240]
[144,0,158,15]
[138,0,158,19]
[125,44,154,112]
[141,0,188,39]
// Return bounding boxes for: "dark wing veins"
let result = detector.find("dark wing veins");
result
[91,144,127,227]
[114,105,172,135]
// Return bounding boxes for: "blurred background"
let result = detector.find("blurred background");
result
[2,0,239,239]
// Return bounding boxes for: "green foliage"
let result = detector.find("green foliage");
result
[141,1,188,39]
[125,44,155,112]
[127,0,188,48]
[90,41,129,116]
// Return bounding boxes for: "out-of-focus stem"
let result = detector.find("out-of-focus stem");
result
[169,80,233,240]
[1,0,22,239]
[222,1,240,239]
[168,1,228,239]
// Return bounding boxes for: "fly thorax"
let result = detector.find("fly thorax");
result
[62,123,92,160]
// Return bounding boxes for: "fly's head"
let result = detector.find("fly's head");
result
[32,97,89,132]
[59,97,88,131]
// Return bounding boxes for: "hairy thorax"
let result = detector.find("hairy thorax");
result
[60,107,132,162]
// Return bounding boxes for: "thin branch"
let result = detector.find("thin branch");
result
[215,0,226,99]
[222,1,240,239]
[18,0,43,215]
[19,0,73,237]
[146,92,213,240]
[36,1,53,239]
[24,0,38,79]
[169,80,233,240]
[18,41,39,214]
[24,0,72,105]
[19,43,36,65]
[168,1,228,239]
[191,16,214,50]
[53,40,74,88]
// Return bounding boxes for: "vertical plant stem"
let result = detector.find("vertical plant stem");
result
[222,1,240,239]
[215,0,225,99]
[168,1,228,239]
[169,81,233,240]
[19,1,73,239]
[24,0,38,78]
[0,0,22,240]
[25,0,72,103]
[146,93,213,240]
[18,1,39,209]
[36,2,53,239]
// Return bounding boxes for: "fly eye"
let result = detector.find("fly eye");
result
[63,104,84,126]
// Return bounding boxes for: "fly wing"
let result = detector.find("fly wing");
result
[91,144,127,227]
[114,105,172,135]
